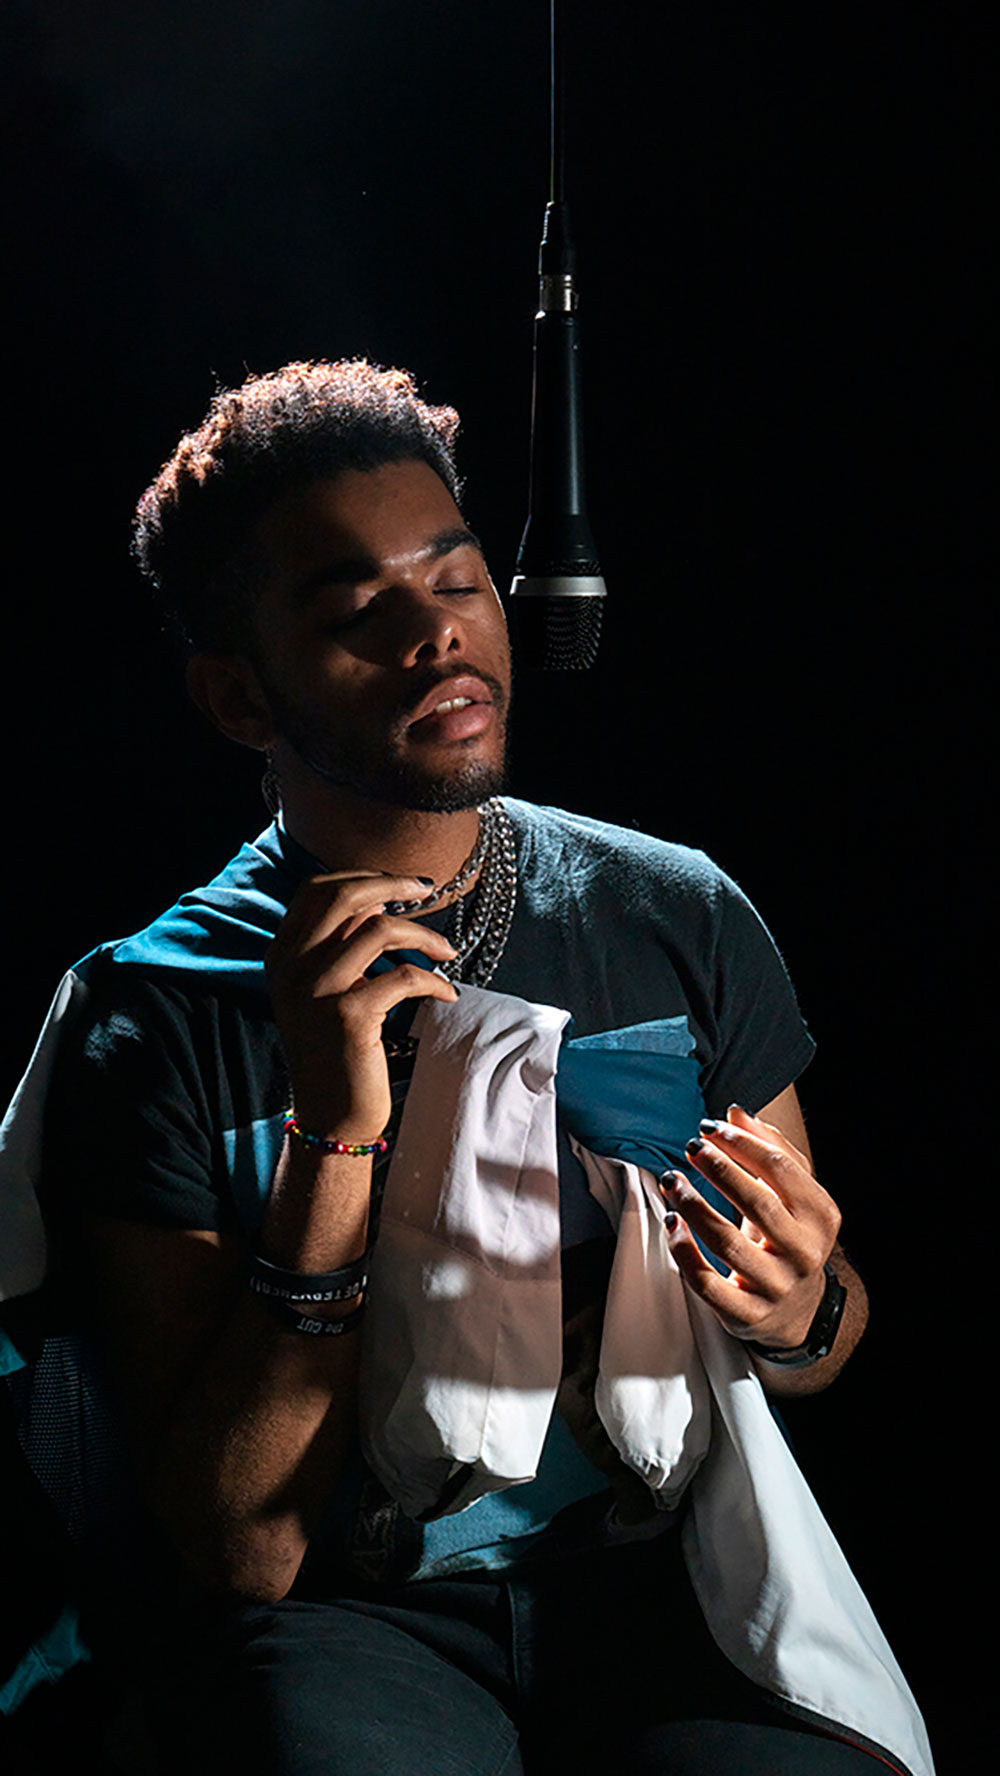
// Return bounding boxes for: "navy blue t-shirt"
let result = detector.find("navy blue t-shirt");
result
[41,800,815,1581]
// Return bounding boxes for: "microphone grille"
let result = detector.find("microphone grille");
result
[511,594,604,670]
[535,556,603,577]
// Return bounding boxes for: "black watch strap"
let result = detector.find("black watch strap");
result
[748,1261,847,1369]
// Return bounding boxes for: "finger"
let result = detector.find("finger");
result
[661,1211,775,1335]
[689,1121,836,1233]
[296,875,437,954]
[719,1108,841,1253]
[659,1173,788,1296]
[686,1134,838,1277]
[304,917,458,996]
[681,1135,796,1246]
[726,1102,813,1174]
[340,964,459,1028]
[338,900,444,944]
[273,874,437,957]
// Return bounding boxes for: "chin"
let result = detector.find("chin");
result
[282,722,510,815]
[372,753,510,814]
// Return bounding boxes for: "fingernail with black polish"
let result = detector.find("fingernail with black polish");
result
[685,1137,704,1155]
[699,1118,720,1135]
[663,1210,678,1231]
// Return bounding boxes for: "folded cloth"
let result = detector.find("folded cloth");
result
[577,1143,934,1776]
[576,1144,711,1506]
[361,989,718,1520]
[359,985,570,1519]
[361,984,934,1776]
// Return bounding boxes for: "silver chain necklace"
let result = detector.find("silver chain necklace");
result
[441,798,517,987]
[382,810,493,918]
[385,797,517,988]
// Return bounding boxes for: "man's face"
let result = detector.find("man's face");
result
[247,460,512,814]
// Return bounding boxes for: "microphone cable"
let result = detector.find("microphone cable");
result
[507,0,607,670]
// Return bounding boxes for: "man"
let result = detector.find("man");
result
[26,359,928,1775]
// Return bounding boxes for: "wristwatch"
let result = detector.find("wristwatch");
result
[747,1262,847,1369]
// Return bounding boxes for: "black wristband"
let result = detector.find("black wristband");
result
[747,1262,847,1369]
[248,1251,369,1305]
[265,1299,368,1337]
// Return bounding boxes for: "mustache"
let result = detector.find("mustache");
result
[391,662,509,725]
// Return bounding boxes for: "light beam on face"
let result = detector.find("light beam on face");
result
[247,463,514,814]
[258,658,512,814]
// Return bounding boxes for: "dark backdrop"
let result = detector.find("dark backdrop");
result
[2,4,987,1768]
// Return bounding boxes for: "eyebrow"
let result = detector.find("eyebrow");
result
[292,525,484,606]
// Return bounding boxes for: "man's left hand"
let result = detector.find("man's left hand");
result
[659,1102,842,1351]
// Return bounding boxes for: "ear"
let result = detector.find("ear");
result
[185,653,277,751]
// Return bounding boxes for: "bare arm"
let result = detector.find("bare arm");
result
[660,1084,869,1398]
[88,870,459,1603]
[90,1140,373,1603]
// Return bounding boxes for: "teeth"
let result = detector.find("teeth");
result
[433,697,473,713]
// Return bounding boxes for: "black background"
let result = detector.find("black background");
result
[1,3,988,1767]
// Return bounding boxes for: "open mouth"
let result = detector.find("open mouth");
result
[426,694,476,715]
[406,676,495,742]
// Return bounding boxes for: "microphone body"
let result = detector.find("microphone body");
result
[509,201,606,669]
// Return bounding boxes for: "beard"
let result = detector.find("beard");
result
[260,665,511,814]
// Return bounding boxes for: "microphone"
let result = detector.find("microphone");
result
[507,4,605,669]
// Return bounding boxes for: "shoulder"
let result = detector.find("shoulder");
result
[502,796,797,990]
[65,821,302,1006]
[503,797,735,913]
[49,954,212,1107]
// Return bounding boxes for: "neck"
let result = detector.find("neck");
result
[275,770,485,888]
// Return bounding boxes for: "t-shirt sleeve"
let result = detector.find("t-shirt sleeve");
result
[41,971,238,1236]
[698,868,816,1119]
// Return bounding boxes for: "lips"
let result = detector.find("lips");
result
[405,675,494,730]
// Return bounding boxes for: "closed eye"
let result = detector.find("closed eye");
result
[320,606,369,635]
[321,583,483,635]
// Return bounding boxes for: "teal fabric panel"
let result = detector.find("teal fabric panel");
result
[558,1020,737,1237]
[0,1605,90,1716]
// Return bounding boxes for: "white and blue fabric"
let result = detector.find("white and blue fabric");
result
[362,984,934,1776]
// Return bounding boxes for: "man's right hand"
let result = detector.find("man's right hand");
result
[265,872,460,1144]
[89,875,462,1602]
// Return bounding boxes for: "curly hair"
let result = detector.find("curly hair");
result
[132,359,463,652]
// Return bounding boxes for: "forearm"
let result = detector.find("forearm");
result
[751,1243,868,1398]
[153,1296,362,1600]
[94,873,457,1603]
[150,1139,373,1600]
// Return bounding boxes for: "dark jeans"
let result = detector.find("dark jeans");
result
[144,1533,893,1776]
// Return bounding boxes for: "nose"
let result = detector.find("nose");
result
[388,583,467,668]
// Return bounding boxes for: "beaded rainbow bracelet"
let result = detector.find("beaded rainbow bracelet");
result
[283,1110,388,1157]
